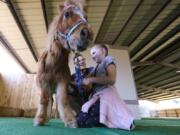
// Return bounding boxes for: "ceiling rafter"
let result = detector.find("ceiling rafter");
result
[140,36,180,61]
[132,61,180,70]
[94,0,113,43]
[141,93,171,100]
[129,4,179,55]
[144,94,179,100]
[134,65,159,77]
[139,30,179,62]
[138,70,178,85]
[152,40,180,61]
[154,97,179,101]
[146,95,180,101]
[0,32,29,73]
[137,69,178,86]
[137,84,180,98]
[6,0,38,62]
[144,75,180,88]
[166,85,180,91]
[138,85,180,96]
[134,48,180,82]
[136,66,179,84]
[131,22,179,61]
[127,0,171,48]
[135,65,180,88]
[158,81,180,90]
[138,90,160,96]
[133,40,179,73]
[40,0,48,32]
[111,0,143,45]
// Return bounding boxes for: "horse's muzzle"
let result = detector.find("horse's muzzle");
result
[77,39,90,51]
[80,28,89,39]
[76,28,92,51]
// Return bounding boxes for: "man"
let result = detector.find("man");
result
[68,54,93,114]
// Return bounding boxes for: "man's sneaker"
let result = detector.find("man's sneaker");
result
[130,122,135,130]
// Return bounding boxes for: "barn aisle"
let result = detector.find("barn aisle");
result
[0,118,179,135]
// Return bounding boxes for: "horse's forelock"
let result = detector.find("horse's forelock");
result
[64,0,86,10]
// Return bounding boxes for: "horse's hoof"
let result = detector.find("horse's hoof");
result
[33,121,44,126]
[33,118,45,126]
[67,121,78,128]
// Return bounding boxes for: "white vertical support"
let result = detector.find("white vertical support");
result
[111,48,140,119]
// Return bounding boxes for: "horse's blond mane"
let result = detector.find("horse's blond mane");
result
[65,0,86,8]
[47,16,61,50]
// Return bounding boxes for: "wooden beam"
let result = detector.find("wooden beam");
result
[94,0,113,43]
[131,23,179,61]
[137,84,180,98]
[127,0,171,48]
[153,39,180,61]
[149,95,179,101]
[6,0,38,62]
[159,81,180,89]
[132,61,155,67]
[40,0,48,32]
[129,4,179,57]
[141,93,171,99]
[133,40,180,78]
[138,91,160,97]
[0,33,30,73]
[138,72,179,87]
[149,75,180,87]
[138,81,180,94]
[156,61,180,70]
[111,0,143,45]
[132,61,180,70]
[140,30,179,61]
[166,86,180,91]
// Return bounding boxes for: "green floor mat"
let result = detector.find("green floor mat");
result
[0,118,179,135]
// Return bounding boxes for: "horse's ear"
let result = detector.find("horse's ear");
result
[77,0,87,8]
[83,6,88,13]
[64,0,74,6]
[65,0,87,9]
[59,5,64,13]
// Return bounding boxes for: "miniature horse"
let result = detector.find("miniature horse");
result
[34,0,93,128]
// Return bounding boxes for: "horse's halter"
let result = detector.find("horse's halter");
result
[55,5,87,50]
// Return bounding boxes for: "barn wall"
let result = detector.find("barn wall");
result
[0,73,40,110]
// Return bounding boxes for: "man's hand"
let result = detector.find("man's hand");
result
[82,78,93,91]
[83,77,92,86]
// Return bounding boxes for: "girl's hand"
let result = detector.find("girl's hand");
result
[82,78,93,92]
[83,77,93,86]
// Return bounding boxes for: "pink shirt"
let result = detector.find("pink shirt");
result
[81,86,134,130]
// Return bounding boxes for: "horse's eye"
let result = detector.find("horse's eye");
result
[85,16,88,21]
[64,11,70,18]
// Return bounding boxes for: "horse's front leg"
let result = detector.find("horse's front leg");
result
[34,90,51,126]
[56,82,78,128]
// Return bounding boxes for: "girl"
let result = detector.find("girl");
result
[76,44,135,130]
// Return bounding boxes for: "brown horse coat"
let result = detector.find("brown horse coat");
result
[34,0,93,128]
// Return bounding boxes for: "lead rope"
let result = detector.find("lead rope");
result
[74,53,86,103]
[89,63,99,98]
